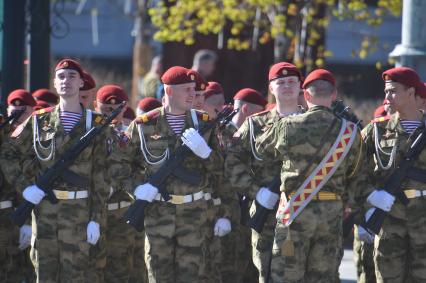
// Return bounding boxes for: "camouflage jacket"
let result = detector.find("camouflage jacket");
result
[225,109,282,199]
[362,112,426,219]
[256,105,369,203]
[0,106,112,222]
[123,106,225,200]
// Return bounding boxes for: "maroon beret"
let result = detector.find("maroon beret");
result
[268,62,303,82]
[33,100,52,111]
[32,88,59,105]
[193,71,208,91]
[55,59,84,77]
[7,89,37,107]
[96,85,128,104]
[382,67,426,98]
[123,107,136,120]
[205,81,224,99]
[81,71,96,91]
[161,66,197,85]
[233,88,267,107]
[302,69,336,89]
[138,97,162,112]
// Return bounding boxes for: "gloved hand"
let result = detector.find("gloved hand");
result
[256,187,279,209]
[134,183,158,202]
[19,225,32,250]
[214,218,231,237]
[367,189,395,212]
[358,225,374,244]
[181,128,212,159]
[87,221,100,245]
[23,185,45,205]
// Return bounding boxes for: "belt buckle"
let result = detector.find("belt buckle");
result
[404,190,417,199]
[171,195,185,205]
[55,190,69,200]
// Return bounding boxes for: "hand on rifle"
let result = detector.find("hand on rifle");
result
[367,189,395,212]
[23,185,45,205]
[134,183,158,202]
[214,218,231,237]
[256,187,279,210]
[181,128,212,159]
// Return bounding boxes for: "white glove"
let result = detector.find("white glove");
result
[87,221,100,245]
[358,225,374,244]
[214,218,231,237]
[134,183,159,202]
[181,128,212,159]
[256,187,279,210]
[18,225,32,250]
[23,185,45,205]
[367,189,395,212]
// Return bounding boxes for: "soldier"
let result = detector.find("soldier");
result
[0,90,36,283]
[93,84,141,283]
[360,67,426,283]
[225,62,304,283]
[80,70,96,109]
[0,59,111,283]
[203,81,226,119]
[32,88,59,107]
[124,66,230,283]
[193,74,207,110]
[256,69,368,283]
[136,97,162,116]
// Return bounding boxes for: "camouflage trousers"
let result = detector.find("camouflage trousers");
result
[30,199,94,283]
[129,227,148,283]
[270,201,343,283]
[104,206,141,283]
[353,225,376,283]
[374,199,426,283]
[0,208,34,283]
[144,200,211,283]
[250,203,276,283]
[237,224,258,283]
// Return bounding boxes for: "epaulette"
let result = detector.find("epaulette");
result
[193,109,209,122]
[93,113,105,125]
[32,106,55,116]
[135,108,161,124]
[371,115,391,124]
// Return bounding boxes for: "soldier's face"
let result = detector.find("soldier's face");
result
[269,76,300,103]
[79,89,96,109]
[54,69,84,98]
[384,82,416,113]
[95,100,125,121]
[7,105,32,124]
[168,83,196,112]
[193,91,205,110]
[204,94,225,118]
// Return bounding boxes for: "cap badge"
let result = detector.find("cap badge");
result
[63,61,69,68]
[282,69,288,75]
[190,74,195,81]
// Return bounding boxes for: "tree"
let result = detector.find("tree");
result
[148,0,402,72]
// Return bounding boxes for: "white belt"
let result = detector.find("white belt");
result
[107,201,132,211]
[404,189,426,199]
[0,200,13,209]
[53,190,89,200]
[212,197,221,206]
[155,191,211,205]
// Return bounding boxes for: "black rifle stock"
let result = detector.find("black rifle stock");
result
[0,109,25,130]
[10,102,126,227]
[247,175,281,233]
[124,106,238,232]
[363,129,426,235]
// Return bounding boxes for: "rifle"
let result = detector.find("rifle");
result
[0,109,25,130]
[247,175,280,233]
[123,106,238,232]
[10,102,127,227]
[362,126,426,235]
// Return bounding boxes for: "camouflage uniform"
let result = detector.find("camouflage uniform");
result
[362,113,426,283]
[104,123,147,283]
[225,109,282,283]
[353,225,376,283]
[256,106,368,283]
[123,107,225,283]
[0,106,111,283]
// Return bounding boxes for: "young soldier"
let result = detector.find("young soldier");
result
[256,69,368,283]
[79,70,96,109]
[124,66,230,283]
[360,67,426,283]
[203,81,226,119]
[0,59,111,283]
[225,62,304,283]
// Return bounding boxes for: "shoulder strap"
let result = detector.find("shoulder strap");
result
[86,109,93,132]
[190,109,199,130]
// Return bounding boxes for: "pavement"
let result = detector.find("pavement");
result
[339,249,357,283]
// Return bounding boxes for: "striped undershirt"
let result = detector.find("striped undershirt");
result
[166,113,186,135]
[60,110,82,133]
[400,120,422,134]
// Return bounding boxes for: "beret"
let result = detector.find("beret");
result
[123,107,136,120]
[233,88,267,107]
[161,66,197,85]
[81,71,96,91]
[55,59,84,77]
[138,97,162,113]
[302,69,336,89]
[268,62,303,82]
[7,89,37,107]
[193,71,208,91]
[33,100,52,111]
[205,81,224,99]
[382,67,426,98]
[96,85,128,104]
[32,88,59,105]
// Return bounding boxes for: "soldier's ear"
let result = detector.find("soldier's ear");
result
[165,85,172,96]
[79,78,84,88]
[303,90,312,102]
